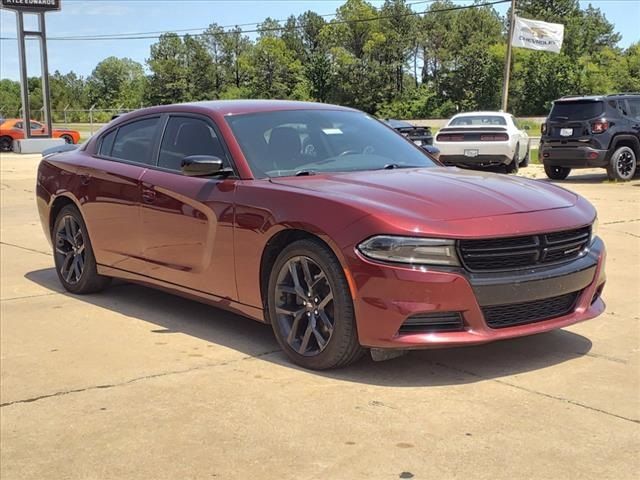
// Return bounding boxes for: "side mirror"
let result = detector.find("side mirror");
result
[181,155,225,177]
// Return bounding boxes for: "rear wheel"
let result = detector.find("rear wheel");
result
[506,145,520,174]
[267,239,364,370]
[521,143,530,168]
[606,146,636,181]
[544,164,571,180]
[53,205,111,294]
[61,134,74,144]
[0,136,13,152]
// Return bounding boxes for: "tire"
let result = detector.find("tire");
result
[606,146,637,181]
[0,136,13,152]
[267,238,364,370]
[521,143,530,168]
[53,205,111,294]
[544,164,571,180]
[61,134,74,144]
[506,145,520,174]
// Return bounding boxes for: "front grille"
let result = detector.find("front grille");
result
[459,226,591,272]
[482,291,580,329]
[398,312,463,334]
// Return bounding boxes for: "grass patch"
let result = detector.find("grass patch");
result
[529,147,540,164]
[519,119,543,134]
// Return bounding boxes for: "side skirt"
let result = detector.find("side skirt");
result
[97,264,266,323]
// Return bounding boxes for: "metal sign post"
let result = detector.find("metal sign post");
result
[2,0,61,139]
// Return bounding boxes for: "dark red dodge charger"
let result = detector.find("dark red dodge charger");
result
[36,100,606,369]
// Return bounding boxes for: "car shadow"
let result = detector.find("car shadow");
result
[25,268,593,387]
[527,169,640,185]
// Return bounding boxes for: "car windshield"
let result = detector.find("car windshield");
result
[225,109,437,178]
[550,101,604,120]
[448,115,507,126]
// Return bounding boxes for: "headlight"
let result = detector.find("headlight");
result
[358,236,460,266]
[591,217,599,242]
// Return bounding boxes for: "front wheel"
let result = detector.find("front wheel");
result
[0,136,13,152]
[544,164,571,180]
[606,146,637,181]
[267,239,364,370]
[53,205,111,294]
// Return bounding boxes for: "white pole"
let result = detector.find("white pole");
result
[501,0,517,112]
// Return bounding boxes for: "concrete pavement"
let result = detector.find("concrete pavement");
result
[1,154,638,479]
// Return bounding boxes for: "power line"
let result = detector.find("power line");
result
[1,0,439,41]
[0,0,509,42]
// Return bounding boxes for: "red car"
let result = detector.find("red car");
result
[1,118,81,151]
[36,101,606,370]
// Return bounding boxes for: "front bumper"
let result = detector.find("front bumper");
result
[348,237,606,349]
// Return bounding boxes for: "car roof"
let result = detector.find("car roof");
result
[147,100,358,116]
[556,93,640,103]
[451,111,510,118]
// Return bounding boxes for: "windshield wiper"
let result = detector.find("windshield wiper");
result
[295,170,316,176]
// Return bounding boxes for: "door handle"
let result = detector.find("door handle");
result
[142,188,156,203]
[79,174,91,186]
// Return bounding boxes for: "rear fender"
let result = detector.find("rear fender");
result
[609,134,640,158]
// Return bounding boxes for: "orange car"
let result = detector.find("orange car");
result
[0,118,81,152]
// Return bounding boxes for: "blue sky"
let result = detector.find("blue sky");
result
[1,0,638,81]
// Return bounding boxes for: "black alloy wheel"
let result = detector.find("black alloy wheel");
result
[274,255,335,356]
[55,214,86,285]
[268,239,364,370]
[53,205,111,294]
[607,146,637,181]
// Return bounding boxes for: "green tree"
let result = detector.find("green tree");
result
[248,36,303,99]
[220,27,253,88]
[146,33,188,105]
[86,57,145,109]
[202,23,228,94]
[0,79,22,117]
[378,0,417,96]
[183,35,216,100]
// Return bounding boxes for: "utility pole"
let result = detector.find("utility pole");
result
[501,0,517,112]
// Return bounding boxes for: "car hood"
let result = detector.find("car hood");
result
[270,167,578,222]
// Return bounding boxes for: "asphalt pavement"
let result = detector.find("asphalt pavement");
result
[1,153,638,479]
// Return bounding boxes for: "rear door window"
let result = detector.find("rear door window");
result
[549,101,603,120]
[110,117,160,165]
[99,129,117,157]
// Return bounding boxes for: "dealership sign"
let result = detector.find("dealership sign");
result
[511,16,565,54]
[1,0,60,12]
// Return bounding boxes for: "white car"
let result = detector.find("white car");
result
[434,112,530,173]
